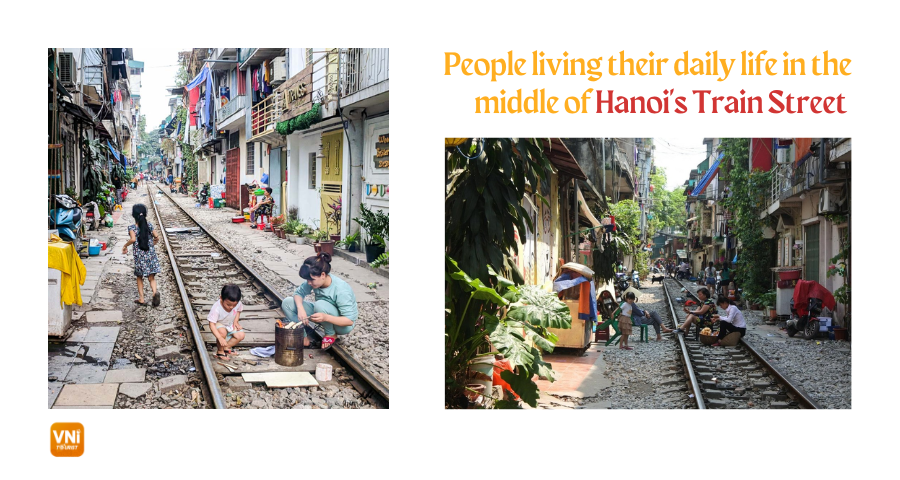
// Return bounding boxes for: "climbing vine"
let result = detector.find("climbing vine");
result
[718,138,773,301]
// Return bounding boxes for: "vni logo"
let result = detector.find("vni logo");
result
[50,423,84,457]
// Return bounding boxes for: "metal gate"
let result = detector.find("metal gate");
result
[804,224,819,282]
[225,147,241,208]
[320,129,343,235]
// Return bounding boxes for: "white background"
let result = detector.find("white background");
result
[5,0,895,478]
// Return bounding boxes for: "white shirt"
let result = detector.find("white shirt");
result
[620,302,633,317]
[207,300,244,331]
[718,304,746,328]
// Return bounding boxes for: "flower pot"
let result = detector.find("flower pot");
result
[330,234,341,243]
[348,244,357,253]
[286,234,298,242]
[296,236,306,245]
[317,241,334,255]
[833,327,848,341]
[365,244,385,263]
[768,307,777,320]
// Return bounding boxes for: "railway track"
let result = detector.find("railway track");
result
[663,278,818,409]
[149,183,389,409]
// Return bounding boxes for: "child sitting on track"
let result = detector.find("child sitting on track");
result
[208,284,246,360]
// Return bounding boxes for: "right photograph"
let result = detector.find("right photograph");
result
[445,138,851,409]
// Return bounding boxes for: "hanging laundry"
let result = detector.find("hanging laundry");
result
[188,88,200,126]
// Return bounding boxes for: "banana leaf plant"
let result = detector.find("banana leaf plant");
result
[446,255,570,409]
[81,138,110,205]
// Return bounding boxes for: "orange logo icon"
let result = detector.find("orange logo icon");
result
[51,423,84,457]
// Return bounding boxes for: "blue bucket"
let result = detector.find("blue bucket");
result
[88,244,101,256]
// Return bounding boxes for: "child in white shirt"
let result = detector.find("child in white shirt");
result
[208,284,245,360]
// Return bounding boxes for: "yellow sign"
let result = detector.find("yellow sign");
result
[373,134,389,169]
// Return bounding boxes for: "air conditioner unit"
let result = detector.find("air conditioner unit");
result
[58,52,75,88]
[270,57,287,86]
[819,189,838,213]
[776,148,789,164]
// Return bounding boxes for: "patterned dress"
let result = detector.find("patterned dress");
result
[128,223,162,277]
[695,298,718,330]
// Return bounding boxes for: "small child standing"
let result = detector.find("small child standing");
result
[617,292,637,350]
[208,285,246,360]
[122,204,161,306]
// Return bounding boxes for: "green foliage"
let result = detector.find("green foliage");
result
[353,203,389,247]
[647,167,687,237]
[81,138,110,206]
[827,236,850,324]
[338,231,360,248]
[446,138,554,284]
[276,103,322,135]
[370,252,389,269]
[505,285,572,329]
[445,256,561,409]
[718,138,772,300]
[282,219,302,235]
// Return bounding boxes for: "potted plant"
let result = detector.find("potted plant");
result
[339,232,361,253]
[353,203,389,263]
[325,196,342,243]
[313,230,334,255]
[759,291,777,319]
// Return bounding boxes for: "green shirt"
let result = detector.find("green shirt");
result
[721,269,730,281]
[293,275,359,322]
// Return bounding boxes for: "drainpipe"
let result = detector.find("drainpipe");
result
[337,49,353,239]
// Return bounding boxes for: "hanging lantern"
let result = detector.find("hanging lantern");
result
[445,138,468,148]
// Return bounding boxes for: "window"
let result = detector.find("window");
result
[306,48,313,66]
[228,132,239,150]
[309,152,317,189]
[246,142,255,175]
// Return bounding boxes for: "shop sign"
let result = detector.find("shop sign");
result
[365,183,389,198]
[277,64,313,123]
[373,133,389,169]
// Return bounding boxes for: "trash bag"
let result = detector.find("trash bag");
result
[104,214,114,228]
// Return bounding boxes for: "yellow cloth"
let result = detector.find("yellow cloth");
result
[48,235,86,307]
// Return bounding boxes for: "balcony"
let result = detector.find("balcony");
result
[216,95,246,129]
[248,93,285,147]
[828,138,851,163]
[239,48,285,71]
[340,48,389,99]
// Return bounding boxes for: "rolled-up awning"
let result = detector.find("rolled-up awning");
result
[577,186,602,228]
[691,151,724,196]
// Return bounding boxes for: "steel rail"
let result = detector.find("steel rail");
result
[662,280,705,409]
[148,184,227,409]
[153,184,389,406]
[671,278,819,409]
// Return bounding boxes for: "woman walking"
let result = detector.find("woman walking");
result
[122,204,162,306]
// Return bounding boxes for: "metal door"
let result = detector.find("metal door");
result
[269,147,282,216]
[320,129,343,234]
[225,148,241,208]
[804,224,819,282]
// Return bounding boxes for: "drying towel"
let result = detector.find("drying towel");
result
[48,236,86,307]
[250,346,276,358]
[553,273,597,324]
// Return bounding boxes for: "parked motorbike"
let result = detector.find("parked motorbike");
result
[49,194,83,243]
[786,280,836,340]
[632,269,641,289]
[198,184,209,205]
[614,272,630,300]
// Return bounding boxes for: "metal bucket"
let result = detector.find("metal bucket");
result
[274,325,305,366]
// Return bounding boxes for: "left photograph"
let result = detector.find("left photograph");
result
[48,48,389,409]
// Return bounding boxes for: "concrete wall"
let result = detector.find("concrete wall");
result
[359,115,389,242]
[286,131,322,230]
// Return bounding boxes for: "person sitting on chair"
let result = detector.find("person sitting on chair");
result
[632,301,674,341]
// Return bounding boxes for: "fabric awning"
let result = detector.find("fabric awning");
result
[577,186,601,227]
[685,216,697,222]
[107,141,120,161]
[691,151,723,196]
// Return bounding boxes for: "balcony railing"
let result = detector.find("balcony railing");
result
[250,93,283,138]
[340,48,389,97]
[216,95,246,126]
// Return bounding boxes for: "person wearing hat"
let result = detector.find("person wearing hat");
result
[280,253,359,350]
